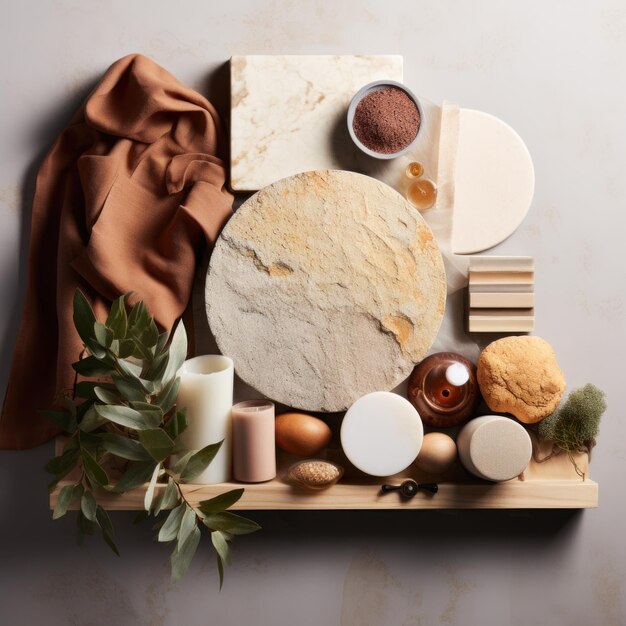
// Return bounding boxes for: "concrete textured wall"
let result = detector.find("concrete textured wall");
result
[1,2,624,624]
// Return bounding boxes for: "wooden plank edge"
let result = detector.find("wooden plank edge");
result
[50,479,598,511]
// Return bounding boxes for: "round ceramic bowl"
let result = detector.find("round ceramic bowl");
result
[347,80,424,160]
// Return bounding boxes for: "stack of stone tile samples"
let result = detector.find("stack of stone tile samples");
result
[467,257,535,332]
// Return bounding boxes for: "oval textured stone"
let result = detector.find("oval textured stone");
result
[205,170,446,412]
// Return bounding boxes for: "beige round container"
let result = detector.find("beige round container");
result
[457,415,532,482]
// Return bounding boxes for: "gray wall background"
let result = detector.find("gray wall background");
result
[1,1,624,624]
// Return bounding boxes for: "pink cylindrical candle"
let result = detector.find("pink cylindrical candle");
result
[232,401,276,483]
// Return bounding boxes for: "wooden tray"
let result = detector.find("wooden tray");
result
[49,440,598,511]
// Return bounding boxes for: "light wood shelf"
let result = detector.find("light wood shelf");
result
[50,476,598,511]
[49,440,598,511]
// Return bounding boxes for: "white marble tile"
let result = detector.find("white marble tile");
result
[230,55,403,191]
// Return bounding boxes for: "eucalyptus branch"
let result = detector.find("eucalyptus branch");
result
[44,289,260,585]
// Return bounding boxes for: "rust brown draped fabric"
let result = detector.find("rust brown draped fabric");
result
[1,54,233,449]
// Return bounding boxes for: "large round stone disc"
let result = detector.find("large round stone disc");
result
[206,170,446,412]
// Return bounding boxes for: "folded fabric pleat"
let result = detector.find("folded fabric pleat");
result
[1,54,233,449]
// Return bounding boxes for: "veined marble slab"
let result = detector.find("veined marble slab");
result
[230,55,403,191]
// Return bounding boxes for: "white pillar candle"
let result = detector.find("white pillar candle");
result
[457,415,532,482]
[176,355,234,484]
[340,391,423,477]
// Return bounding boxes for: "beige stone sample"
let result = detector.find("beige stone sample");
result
[477,336,566,424]
[452,109,535,254]
[206,170,446,412]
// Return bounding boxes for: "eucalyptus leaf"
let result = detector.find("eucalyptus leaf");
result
[201,512,260,535]
[161,322,187,385]
[77,510,96,540]
[94,386,121,405]
[45,448,80,479]
[111,460,158,493]
[142,318,159,348]
[155,331,170,356]
[155,376,180,414]
[178,506,197,545]
[96,505,115,536]
[53,483,83,520]
[180,441,223,483]
[73,355,112,377]
[118,339,136,359]
[154,478,180,515]
[106,294,128,339]
[81,490,97,522]
[75,381,102,400]
[144,463,161,512]
[171,525,201,583]
[96,506,120,556]
[94,322,113,347]
[158,503,186,543]
[85,338,108,359]
[145,351,169,384]
[76,399,95,419]
[129,402,164,421]
[137,378,156,394]
[79,405,106,432]
[100,433,152,461]
[128,301,148,330]
[77,433,102,462]
[73,289,97,345]
[164,410,187,441]
[102,529,120,557]
[211,530,231,566]
[62,436,80,454]
[132,339,154,361]
[82,448,108,488]
[95,404,160,431]
[171,451,194,476]
[40,409,76,433]
[138,429,175,462]
[197,489,244,516]
[116,358,144,379]
[216,551,225,590]
[111,373,147,403]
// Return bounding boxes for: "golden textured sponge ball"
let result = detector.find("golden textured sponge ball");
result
[477,336,566,424]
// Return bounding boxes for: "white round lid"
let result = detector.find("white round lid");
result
[340,391,424,477]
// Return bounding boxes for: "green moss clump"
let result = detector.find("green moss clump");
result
[538,384,607,452]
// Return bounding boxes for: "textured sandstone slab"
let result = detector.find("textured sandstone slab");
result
[230,55,403,191]
[206,170,446,412]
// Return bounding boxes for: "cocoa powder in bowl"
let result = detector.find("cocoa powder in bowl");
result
[352,86,421,155]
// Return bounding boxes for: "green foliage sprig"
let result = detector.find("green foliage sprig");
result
[44,290,260,586]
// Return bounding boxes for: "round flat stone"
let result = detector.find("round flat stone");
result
[206,170,446,412]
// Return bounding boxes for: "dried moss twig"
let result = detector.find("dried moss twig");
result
[538,384,606,453]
